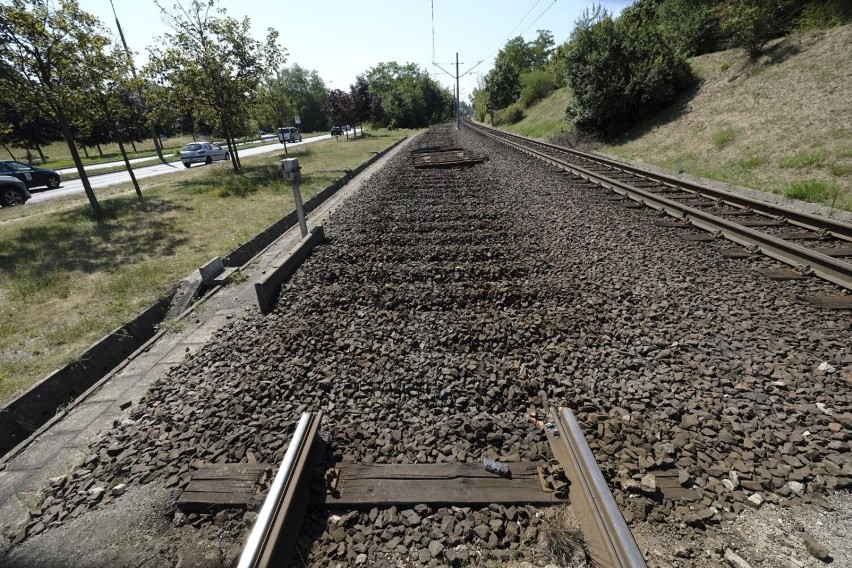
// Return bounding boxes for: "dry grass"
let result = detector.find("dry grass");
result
[0,130,410,404]
[538,506,588,567]
[603,24,852,211]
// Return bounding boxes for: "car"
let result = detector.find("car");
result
[180,142,230,168]
[0,175,32,207]
[276,127,302,143]
[330,126,342,136]
[0,160,61,190]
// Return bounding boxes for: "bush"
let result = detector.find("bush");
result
[565,9,695,136]
[493,103,525,126]
[797,0,852,30]
[519,70,557,108]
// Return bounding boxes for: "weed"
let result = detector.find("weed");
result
[779,151,825,169]
[828,127,851,139]
[539,506,587,566]
[829,163,852,176]
[712,127,738,150]
[161,318,186,334]
[736,155,769,171]
[720,62,731,72]
[229,270,248,284]
[786,179,840,205]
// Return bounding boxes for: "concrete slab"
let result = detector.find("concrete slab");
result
[49,401,113,434]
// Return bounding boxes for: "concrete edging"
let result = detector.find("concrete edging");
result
[255,226,326,314]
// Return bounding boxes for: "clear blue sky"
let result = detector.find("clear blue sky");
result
[83,0,632,102]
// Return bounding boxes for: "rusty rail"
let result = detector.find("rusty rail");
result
[546,408,647,568]
[467,121,852,291]
[237,411,323,568]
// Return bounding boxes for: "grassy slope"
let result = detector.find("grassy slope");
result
[605,24,852,210]
[500,25,852,211]
[502,87,574,139]
[0,130,410,404]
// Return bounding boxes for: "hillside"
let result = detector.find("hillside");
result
[502,25,852,212]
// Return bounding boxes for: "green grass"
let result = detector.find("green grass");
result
[0,128,410,404]
[786,179,840,205]
[500,87,574,140]
[712,126,739,150]
[779,151,826,169]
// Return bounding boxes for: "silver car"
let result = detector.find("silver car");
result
[0,175,31,207]
[180,142,230,168]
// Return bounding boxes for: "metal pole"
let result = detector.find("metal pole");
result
[292,180,308,237]
[455,52,460,130]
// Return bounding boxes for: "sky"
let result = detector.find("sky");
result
[82,0,633,105]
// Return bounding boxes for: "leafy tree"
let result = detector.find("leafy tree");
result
[365,62,452,128]
[481,30,555,117]
[349,75,374,133]
[655,0,722,56]
[565,6,695,136]
[0,0,115,217]
[518,70,557,108]
[146,0,285,172]
[0,91,60,162]
[719,0,798,57]
[325,89,353,128]
[482,59,520,118]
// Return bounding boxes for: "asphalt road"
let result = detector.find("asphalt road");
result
[30,134,330,204]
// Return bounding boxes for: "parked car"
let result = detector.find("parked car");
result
[180,142,230,168]
[330,126,342,136]
[277,127,302,143]
[0,175,32,207]
[0,160,61,190]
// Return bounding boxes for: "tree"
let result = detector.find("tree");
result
[146,0,285,172]
[565,6,695,136]
[365,62,452,129]
[325,89,353,129]
[0,0,114,217]
[719,0,797,57]
[0,91,60,162]
[349,75,373,134]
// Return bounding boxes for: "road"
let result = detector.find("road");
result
[54,134,281,175]
[31,134,330,204]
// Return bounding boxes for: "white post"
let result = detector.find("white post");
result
[281,158,307,237]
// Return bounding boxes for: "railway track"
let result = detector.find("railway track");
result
[466,120,852,295]
[4,124,849,568]
[239,410,646,568]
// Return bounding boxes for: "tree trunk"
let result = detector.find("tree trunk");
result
[60,120,103,219]
[130,140,137,153]
[36,145,46,163]
[82,145,90,159]
[223,123,241,172]
[96,144,103,157]
[192,132,197,142]
[151,125,168,165]
[118,141,143,202]
[1,143,15,160]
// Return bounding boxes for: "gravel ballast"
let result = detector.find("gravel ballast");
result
[2,124,850,568]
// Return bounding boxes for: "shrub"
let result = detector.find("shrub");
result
[518,70,557,108]
[565,8,695,137]
[493,103,525,126]
[797,0,852,30]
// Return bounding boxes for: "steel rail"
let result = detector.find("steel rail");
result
[238,411,324,568]
[466,121,852,241]
[546,408,646,568]
[468,122,852,291]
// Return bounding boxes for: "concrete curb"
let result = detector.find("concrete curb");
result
[255,226,326,314]
[0,136,407,460]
